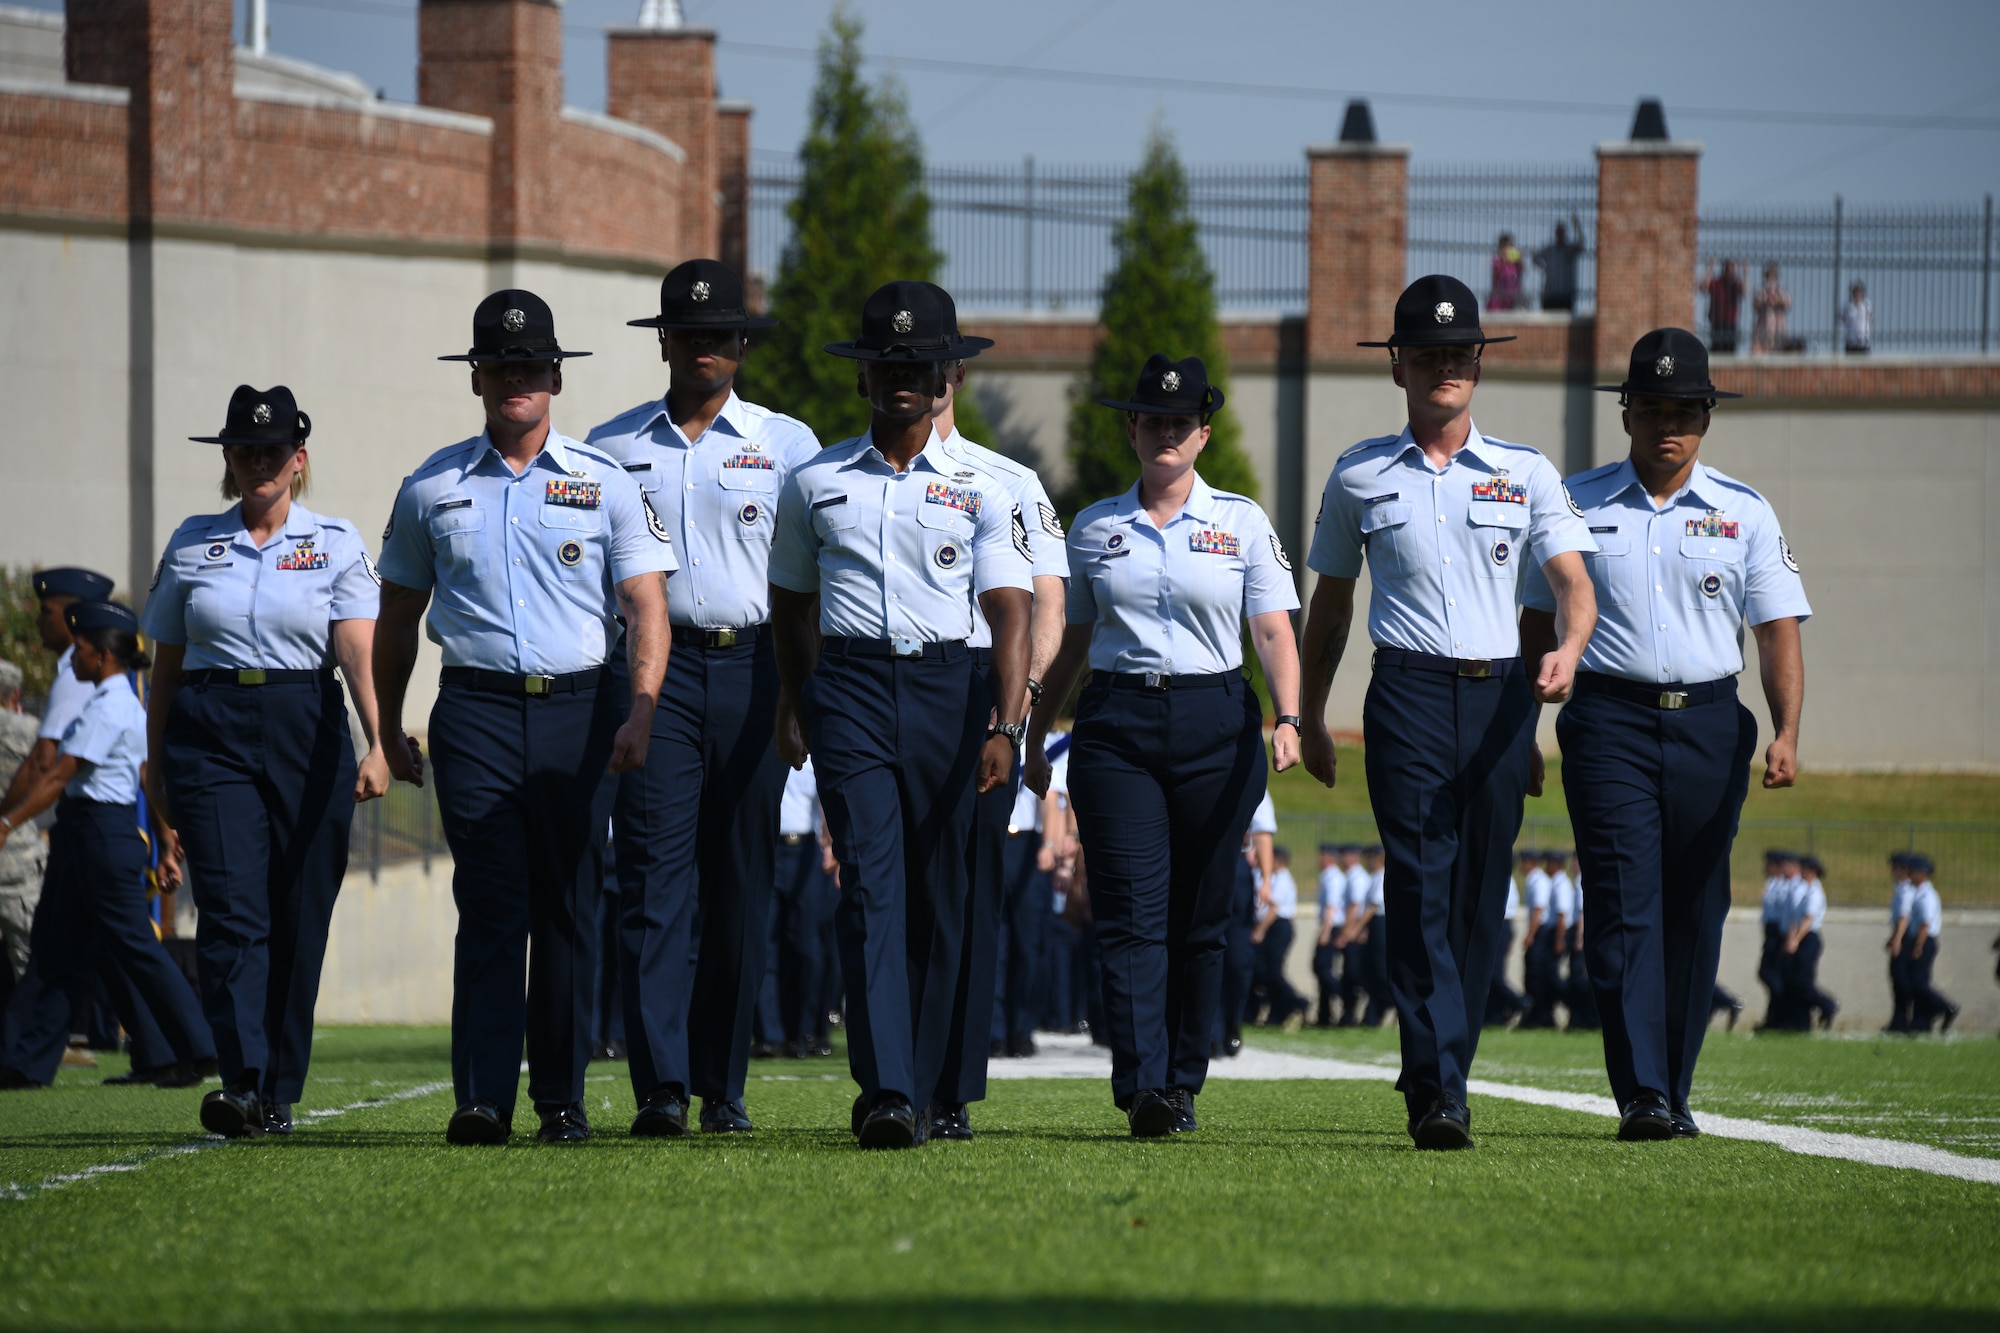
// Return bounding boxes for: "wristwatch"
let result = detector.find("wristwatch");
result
[1274,715,1303,732]
[1026,678,1045,705]
[988,721,1028,747]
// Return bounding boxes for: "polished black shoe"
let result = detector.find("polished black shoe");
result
[783,1038,813,1059]
[1617,1092,1676,1142]
[813,1039,834,1058]
[1128,1088,1177,1138]
[700,1098,753,1134]
[1726,999,1745,1032]
[1166,1087,1199,1133]
[1668,1103,1701,1138]
[446,1102,511,1146]
[1410,1095,1474,1150]
[852,1093,870,1138]
[989,1038,1007,1059]
[153,1062,210,1089]
[0,1068,43,1091]
[749,1041,782,1061]
[590,1040,627,1062]
[262,1102,294,1135]
[536,1102,591,1144]
[1005,1032,1037,1059]
[200,1084,264,1139]
[630,1087,690,1138]
[858,1095,918,1150]
[1817,1001,1840,1031]
[1222,1033,1243,1058]
[926,1103,974,1142]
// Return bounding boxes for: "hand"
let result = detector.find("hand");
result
[1762,734,1797,788]
[774,697,808,771]
[385,732,426,787]
[608,714,652,774]
[976,735,1014,794]
[1301,723,1337,788]
[1024,743,1052,799]
[1528,743,1546,798]
[155,828,184,893]
[1534,648,1578,704]
[1271,722,1300,773]
[1035,842,1056,874]
[355,746,392,803]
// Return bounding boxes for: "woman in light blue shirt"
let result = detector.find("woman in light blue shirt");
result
[1026,355,1301,1137]
[142,385,393,1138]
[0,602,213,1090]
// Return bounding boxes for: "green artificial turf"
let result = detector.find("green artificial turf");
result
[3,1028,1998,1331]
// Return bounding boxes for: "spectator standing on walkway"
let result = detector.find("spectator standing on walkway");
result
[1703,261,1745,354]
[1752,264,1795,353]
[1840,283,1872,354]
[1534,216,1586,312]
[1488,233,1525,311]
[0,660,45,985]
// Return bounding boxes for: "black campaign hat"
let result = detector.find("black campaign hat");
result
[824,281,988,362]
[1360,275,1516,349]
[921,283,996,354]
[1597,327,1741,400]
[1098,354,1225,415]
[628,258,778,332]
[33,567,115,602]
[188,385,312,446]
[63,599,138,636]
[440,289,590,363]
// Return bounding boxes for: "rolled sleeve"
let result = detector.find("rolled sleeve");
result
[1742,511,1812,627]
[1305,472,1364,579]
[972,501,1033,596]
[1525,460,1597,564]
[328,526,382,621]
[375,478,435,591]
[603,467,679,585]
[767,470,820,594]
[1242,510,1302,618]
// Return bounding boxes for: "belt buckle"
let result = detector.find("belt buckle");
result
[889,637,923,659]
[710,629,738,648]
[1658,690,1689,711]
[236,669,267,686]
[1142,671,1167,690]
[524,674,556,695]
[1457,659,1492,679]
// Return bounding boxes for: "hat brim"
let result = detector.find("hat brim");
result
[1357,331,1518,348]
[1594,382,1744,400]
[437,349,592,363]
[823,340,987,363]
[628,314,782,331]
[187,434,309,445]
[1096,391,1226,415]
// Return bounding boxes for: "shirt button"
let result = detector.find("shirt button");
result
[1660,624,1668,631]
[511,517,520,525]
[692,558,700,566]
[1656,584,1663,591]
[1442,556,1451,564]
[887,553,896,562]
[518,599,526,607]
[698,597,705,604]
[515,559,522,566]
[1653,545,1661,553]
[1454,641,1463,649]
[1447,599,1455,607]
[1438,515,1446,523]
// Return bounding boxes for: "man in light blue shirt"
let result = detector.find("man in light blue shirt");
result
[373,289,673,1148]
[1902,855,1957,1031]
[1296,275,1598,1149]
[1520,327,1809,1140]
[584,259,820,1138]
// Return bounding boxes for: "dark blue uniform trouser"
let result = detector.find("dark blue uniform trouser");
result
[805,641,982,1111]
[1557,675,1755,1108]
[3,801,212,1083]
[164,675,355,1103]
[1484,922,1522,1025]
[1312,934,1340,1024]
[940,649,1011,1108]
[1252,917,1304,1023]
[1218,857,1256,1039]
[1068,672,1265,1107]
[430,679,614,1119]
[992,833,1047,1045]
[765,835,832,1045]
[611,638,785,1106]
[1906,936,1951,1028]
[1782,931,1834,1027]
[1888,942,1913,1031]
[1521,923,1560,1027]
[1363,658,1532,1116]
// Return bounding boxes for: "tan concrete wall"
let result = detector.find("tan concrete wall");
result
[316,856,457,1024]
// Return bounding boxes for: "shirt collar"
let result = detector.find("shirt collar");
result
[219,502,318,548]
[640,391,750,447]
[854,428,953,475]
[472,430,580,478]
[1390,421,1510,474]
[1601,457,1730,511]
[1111,472,1219,528]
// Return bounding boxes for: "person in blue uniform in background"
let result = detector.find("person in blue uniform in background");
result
[1520,327,1809,1139]
[760,757,836,1059]
[373,290,674,1146]
[1027,354,1301,1137]
[1902,856,1956,1032]
[1297,275,1597,1149]
[587,259,819,1137]
[142,384,396,1137]
[0,602,215,1092]
[769,281,1032,1150]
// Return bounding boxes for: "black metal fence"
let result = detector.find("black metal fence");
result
[1406,165,1598,314]
[1696,196,1996,354]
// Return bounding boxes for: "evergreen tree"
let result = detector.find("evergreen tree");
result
[1063,127,1256,511]
[738,6,992,448]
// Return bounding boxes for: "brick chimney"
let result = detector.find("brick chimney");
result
[418,0,564,248]
[1306,101,1410,366]
[1594,101,1702,373]
[605,24,718,258]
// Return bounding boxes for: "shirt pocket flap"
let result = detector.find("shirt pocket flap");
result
[538,503,604,533]
[1359,501,1412,534]
[915,500,975,535]
[1467,500,1529,530]
[1679,535,1746,564]
[1587,532,1630,556]
[717,465,778,492]
[621,461,664,493]
[427,504,486,539]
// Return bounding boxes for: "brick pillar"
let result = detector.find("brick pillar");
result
[605,25,717,259]
[1306,141,1410,364]
[1593,141,1701,372]
[715,98,751,279]
[418,0,563,248]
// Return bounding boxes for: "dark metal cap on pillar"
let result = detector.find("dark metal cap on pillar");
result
[1339,99,1377,145]
[1630,98,1669,141]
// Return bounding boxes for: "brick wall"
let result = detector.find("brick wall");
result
[717,100,751,275]
[1594,142,1701,373]
[605,27,717,258]
[0,89,128,222]
[552,116,685,267]
[1307,143,1409,367]
[417,0,562,247]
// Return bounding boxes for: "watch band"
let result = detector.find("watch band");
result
[1026,678,1045,705]
[1274,714,1303,731]
[988,721,1028,746]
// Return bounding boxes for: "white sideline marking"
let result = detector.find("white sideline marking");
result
[988,1034,2000,1186]
[0,1079,454,1202]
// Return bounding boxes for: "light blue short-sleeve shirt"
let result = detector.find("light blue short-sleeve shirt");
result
[376,431,678,674]
[586,392,819,630]
[1318,867,1347,926]
[779,757,821,837]
[36,647,94,744]
[142,502,379,671]
[767,431,1033,641]
[1520,459,1811,684]
[1911,883,1943,935]
[60,674,147,804]
[1888,879,1913,927]
[1307,423,1595,659]
[1523,867,1552,915]
[1065,476,1299,676]
[935,430,1068,650]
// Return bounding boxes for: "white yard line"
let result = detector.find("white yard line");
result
[988,1034,2000,1186]
[1,1079,454,1202]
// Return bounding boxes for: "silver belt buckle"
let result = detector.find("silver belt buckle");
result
[1658,690,1689,710]
[710,629,738,648]
[1457,659,1492,679]
[524,674,556,695]
[889,637,924,659]
[235,669,267,686]
[1142,671,1167,690]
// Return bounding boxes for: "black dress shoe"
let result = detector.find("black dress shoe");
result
[153,1062,209,1089]
[1617,1091,1676,1142]
[200,1084,264,1139]
[630,1087,689,1138]
[852,1093,870,1138]
[813,1039,834,1058]
[858,1096,918,1150]
[1127,1089,1177,1138]
[262,1102,294,1135]
[446,1102,511,1146]
[1222,1033,1243,1058]
[989,1038,1007,1059]
[1668,1103,1701,1138]
[1410,1095,1473,1150]
[926,1103,974,1142]
[700,1098,753,1134]
[536,1103,591,1144]
[1006,1032,1037,1059]
[1166,1087,1199,1133]
[589,1041,627,1062]
[749,1041,782,1060]
[0,1068,43,1091]
[1726,999,1745,1032]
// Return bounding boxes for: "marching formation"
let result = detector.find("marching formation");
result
[0,261,1814,1152]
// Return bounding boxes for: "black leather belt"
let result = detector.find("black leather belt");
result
[779,832,811,846]
[1102,671,1234,691]
[672,623,769,650]
[1576,671,1735,711]
[1372,648,1523,679]
[183,668,333,686]
[821,636,965,661]
[440,666,607,696]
